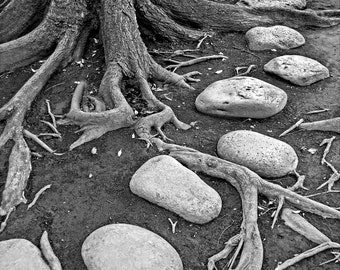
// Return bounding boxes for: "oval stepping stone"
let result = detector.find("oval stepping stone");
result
[264,55,329,86]
[246,25,305,51]
[236,0,306,9]
[130,155,222,224]
[0,239,50,270]
[195,76,287,119]
[217,130,298,178]
[82,224,183,270]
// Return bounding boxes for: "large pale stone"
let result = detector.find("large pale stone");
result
[0,239,50,270]
[195,76,287,119]
[217,130,298,178]
[237,0,306,9]
[246,26,305,51]
[130,155,222,224]
[82,224,183,270]
[264,55,329,86]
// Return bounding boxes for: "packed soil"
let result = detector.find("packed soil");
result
[0,1,339,269]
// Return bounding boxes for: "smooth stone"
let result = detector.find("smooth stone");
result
[82,224,183,270]
[195,76,287,119]
[130,155,222,224]
[0,239,50,270]
[264,55,329,86]
[236,0,306,9]
[217,130,298,178]
[246,25,305,51]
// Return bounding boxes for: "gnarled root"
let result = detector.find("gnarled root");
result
[58,65,136,150]
[0,30,82,233]
[150,140,340,270]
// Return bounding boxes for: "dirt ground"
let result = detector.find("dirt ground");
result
[0,1,340,270]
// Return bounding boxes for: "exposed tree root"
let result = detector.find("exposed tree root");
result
[151,138,340,270]
[40,231,62,270]
[275,242,340,270]
[152,0,340,32]
[0,0,87,73]
[300,117,340,133]
[0,0,48,43]
[165,55,228,72]
[0,29,82,232]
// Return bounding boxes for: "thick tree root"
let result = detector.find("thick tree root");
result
[151,139,340,270]
[0,0,48,43]
[152,0,340,32]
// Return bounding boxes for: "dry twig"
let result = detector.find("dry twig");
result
[27,184,52,210]
[279,119,304,137]
[40,231,62,270]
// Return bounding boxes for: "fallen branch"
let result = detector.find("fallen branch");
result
[168,218,178,234]
[27,184,52,210]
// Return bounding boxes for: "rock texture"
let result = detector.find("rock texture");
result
[82,224,183,270]
[264,55,329,86]
[217,130,298,178]
[236,0,306,9]
[130,155,222,224]
[0,239,50,270]
[246,26,305,51]
[195,76,287,119]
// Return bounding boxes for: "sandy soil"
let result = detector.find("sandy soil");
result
[0,1,339,269]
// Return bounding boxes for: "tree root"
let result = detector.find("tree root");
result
[40,231,62,270]
[165,55,228,72]
[275,242,340,270]
[0,30,81,232]
[300,117,340,133]
[150,139,340,270]
[0,0,48,43]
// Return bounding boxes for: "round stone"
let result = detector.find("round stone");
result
[217,130,298,178]
[130,155,222,224]
[82,224,183,270]
[246,25,305,51]
[195,76,287,119]
[264,55,329,86]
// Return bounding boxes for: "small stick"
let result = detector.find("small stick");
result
[40,231,62,270]
[27,184,52,210]
[168,218,178,234]
[23,129,55,153]
[279,119,304,137]
[319,251,340,265]
[196,33,210,49]
[45,82,65,92]
[305,108,330,115]
[232,46,261,60]
[305,190,340,198]
[320,136,336,165]
[0,208,14,234]
[41,120,61,135]
[45,99,57,127]
[235,64,256,76]
[166,55,228,72]
[207,234,241,270]
[317,160,340,191]
[38,133,62,139]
